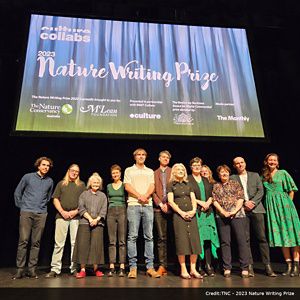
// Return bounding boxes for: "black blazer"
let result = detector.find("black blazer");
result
[187,175,213,215]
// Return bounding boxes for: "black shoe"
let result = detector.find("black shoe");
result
[199,266,208,277]
[248,264,255,277]
[118,268,125,277]
[27,270,38,279]
[12,269,24,280]
[45,271,58,278]
[265,264,277,277]
[107,268,116,277]
[290,261,299,277]
[282,262,292,276]
[205,264,215,277]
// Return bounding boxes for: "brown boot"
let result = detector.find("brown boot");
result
[156,266,167,276]
[146,268,161,278]
[128,268,137,279]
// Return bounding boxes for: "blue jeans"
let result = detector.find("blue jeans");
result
[127,205,154,269]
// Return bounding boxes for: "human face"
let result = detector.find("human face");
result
[191,162,202,175]
[69,166,80,181]
[37,160,51,176]
[266,155,279,171]
[174,165,186,180]
[111,169,121,182]
[233,157,246,175]
[90,179,101,192]
[159,153,170,167]
[218,168,230,183]
[135,151,146,165]
[200,167,209,178]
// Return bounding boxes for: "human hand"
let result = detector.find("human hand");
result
[68,210,78,219]
[222,210,231,218]
[160,203,169,213]
[138,195,149,204]
[89,218,98,227]
[61,210,70,220]
[244,201,255,211]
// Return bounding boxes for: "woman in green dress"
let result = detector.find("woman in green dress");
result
[188,157,220,277]
[262,153,300,277]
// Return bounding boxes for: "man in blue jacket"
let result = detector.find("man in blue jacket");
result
[13,157,54,279]
[231,156,277,277]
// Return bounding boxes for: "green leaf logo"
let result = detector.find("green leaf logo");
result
[61,104,73,115]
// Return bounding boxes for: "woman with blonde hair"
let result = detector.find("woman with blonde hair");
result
[72,172,108,278]
[167,163,202,279]
[200,165,216,184]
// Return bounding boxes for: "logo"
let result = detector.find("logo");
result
[29,103,61,118]
[61,104,73,115]
[80,105,117,117]
[129,113,161,119]
[40,25,91,43]
[173,113,193,125]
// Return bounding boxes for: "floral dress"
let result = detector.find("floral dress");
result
[263,170,300,247]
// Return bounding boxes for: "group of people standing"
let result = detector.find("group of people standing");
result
[12,150,299,281]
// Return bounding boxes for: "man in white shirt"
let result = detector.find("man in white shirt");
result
[231,156,277,277]
[124,148,160,279]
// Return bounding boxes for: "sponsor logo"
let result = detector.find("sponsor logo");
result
[80,105,117,117]
[61,104,73,115]
[129,113,161,119]
[29,103,61,118]
[40,25,91,43]
[173,113,193,125]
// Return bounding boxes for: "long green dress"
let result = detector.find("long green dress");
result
[263,169,300,247]
[196,181,220,259]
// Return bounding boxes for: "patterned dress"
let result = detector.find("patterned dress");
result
[263,169,300,247]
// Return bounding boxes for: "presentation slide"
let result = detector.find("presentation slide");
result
[15,14,265,138]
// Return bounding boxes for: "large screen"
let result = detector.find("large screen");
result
[15,14,265,138]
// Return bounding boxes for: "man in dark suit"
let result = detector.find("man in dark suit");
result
[231,156,277,277]
[152,150,172,276]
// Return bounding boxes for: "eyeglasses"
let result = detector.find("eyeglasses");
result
[69,169,79,174]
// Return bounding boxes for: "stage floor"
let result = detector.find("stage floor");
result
[1,263,299,288]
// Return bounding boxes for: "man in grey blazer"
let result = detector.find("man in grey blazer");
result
[231,157,277,277]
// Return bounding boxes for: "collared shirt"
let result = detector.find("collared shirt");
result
[123,164,154,206]
[212,179,245,218]
[239,174,249,201]
[160,168,167,202]
[78,189,107,225]
[14,172,53,213]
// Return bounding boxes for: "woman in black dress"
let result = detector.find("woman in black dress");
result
[167,163,202,279]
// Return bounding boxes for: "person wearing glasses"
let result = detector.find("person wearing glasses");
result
[45,164,86,278]
[188,157,219,277]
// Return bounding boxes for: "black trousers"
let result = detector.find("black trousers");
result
[107,206,127,264]
[216,217,249,271]
[154,210,171,267]
[16,211,47,270]
[246,212,271,265]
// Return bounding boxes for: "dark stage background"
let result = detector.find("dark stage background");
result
[0,0,299,269]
